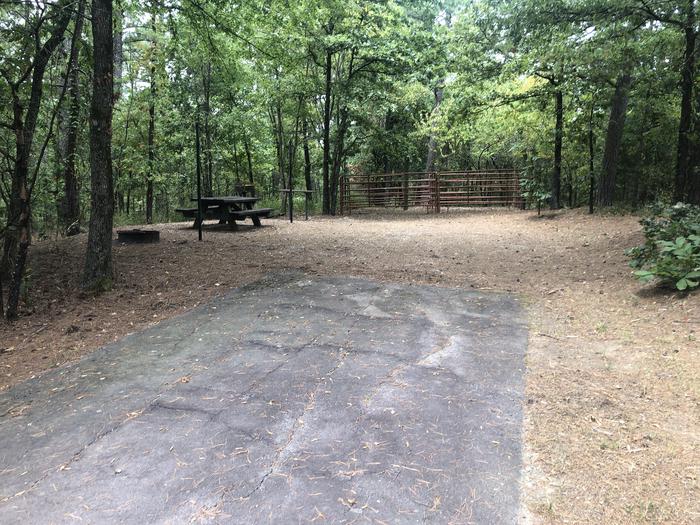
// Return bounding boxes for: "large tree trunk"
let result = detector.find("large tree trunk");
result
[425,85,444,173]
[551,90,563,209]
[2,0,72,318]
[82,0,115,291]
[674,1,696,203]
[692,85,700,204]
[57,0,86,236]
[597,73,632,207]
[322,44,333,215]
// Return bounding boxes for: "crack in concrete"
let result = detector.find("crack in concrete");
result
[230,320,357,503]
[2,317,226,505]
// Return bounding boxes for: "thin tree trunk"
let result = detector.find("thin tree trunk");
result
[551,90,563,209]
[244,139,254,187]
[425,85,444,173]
[146,3,156,224]
[303,119,312,193]
[202,62,213,196]
[597,73,632,207]
[330,106,349,215]
[113,0,124,101]
[82,0,115,291]
[588,101,595,214]
[675,1,696,202]
[322,43,333,215]
[58,0,86,235]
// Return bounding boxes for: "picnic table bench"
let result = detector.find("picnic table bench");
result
[176,196,271,230]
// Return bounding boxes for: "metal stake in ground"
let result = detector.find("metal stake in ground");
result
[195,121,203,241]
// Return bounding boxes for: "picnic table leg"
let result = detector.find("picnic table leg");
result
[252,215,262,227]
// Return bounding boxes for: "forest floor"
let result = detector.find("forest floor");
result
[0,208,698,524]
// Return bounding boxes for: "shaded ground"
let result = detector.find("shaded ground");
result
[0,275,526,523]
[0,208,698,523]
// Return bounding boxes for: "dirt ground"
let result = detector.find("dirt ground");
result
[1,208,698,524]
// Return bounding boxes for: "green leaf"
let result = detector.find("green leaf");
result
[634,270,655,282]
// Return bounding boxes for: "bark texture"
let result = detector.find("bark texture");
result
[82,0,115,291]
[597,73,632,207]
[425,85,444,173]
[322,44,333,215]
[2,0,72,318]
[674,0,696,203]
[57,0,86,235]
[551,90,563,210]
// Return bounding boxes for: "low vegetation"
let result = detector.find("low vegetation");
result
[628,203,700,290]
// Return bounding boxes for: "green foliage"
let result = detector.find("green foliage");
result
[627,204,700,291]
[520,175,552,215]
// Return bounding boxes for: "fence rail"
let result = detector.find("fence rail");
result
[340,170,523,214]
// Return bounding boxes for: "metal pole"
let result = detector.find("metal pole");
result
[288,174,294,224]
[195,121,203,241]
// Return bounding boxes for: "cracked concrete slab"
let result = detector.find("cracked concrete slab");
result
[0,274,527,523]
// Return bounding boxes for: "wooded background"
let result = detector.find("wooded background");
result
[2,0,700,317]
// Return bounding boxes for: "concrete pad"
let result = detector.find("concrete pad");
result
[0,274,527,523]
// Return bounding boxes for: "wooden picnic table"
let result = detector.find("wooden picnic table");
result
[177,195,271,229]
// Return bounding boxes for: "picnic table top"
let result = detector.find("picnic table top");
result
[191,196,259,204]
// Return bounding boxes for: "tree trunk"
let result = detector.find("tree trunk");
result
[303,119,312,193]
[2,0,72,318]
[425,85,444,173]
[58,0,86,236]
[551,90,563,209]
[202,63,213,196]
[674,1,696,203]
[588,101,595,214]
[270,103,286,209]
[322,45,333,215]
[113,0,124,101]
[330,106,349,215]
[232,135,240,185]
[146,4,156,224]
[82,0,115,291]
[597,73,632,207]
[244,139,254,187]
[692,86,700,204]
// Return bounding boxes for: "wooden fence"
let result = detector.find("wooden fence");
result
[340,169,524,214]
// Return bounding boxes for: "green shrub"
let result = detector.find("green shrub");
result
[626,203,700,291]
[520,177,551,215]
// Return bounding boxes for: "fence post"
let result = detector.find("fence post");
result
[402,173,409,210]
[340,175,345,215]
[366,172,371,208]
[433,172,441,214]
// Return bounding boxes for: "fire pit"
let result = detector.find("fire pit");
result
[116,229,160,244]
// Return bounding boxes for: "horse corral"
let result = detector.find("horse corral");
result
[340,169,524,214]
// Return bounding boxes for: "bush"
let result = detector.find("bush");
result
[520,176,551,215]
[626,203,700,291]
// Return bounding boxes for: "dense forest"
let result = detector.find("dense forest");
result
[1,0,700,317]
